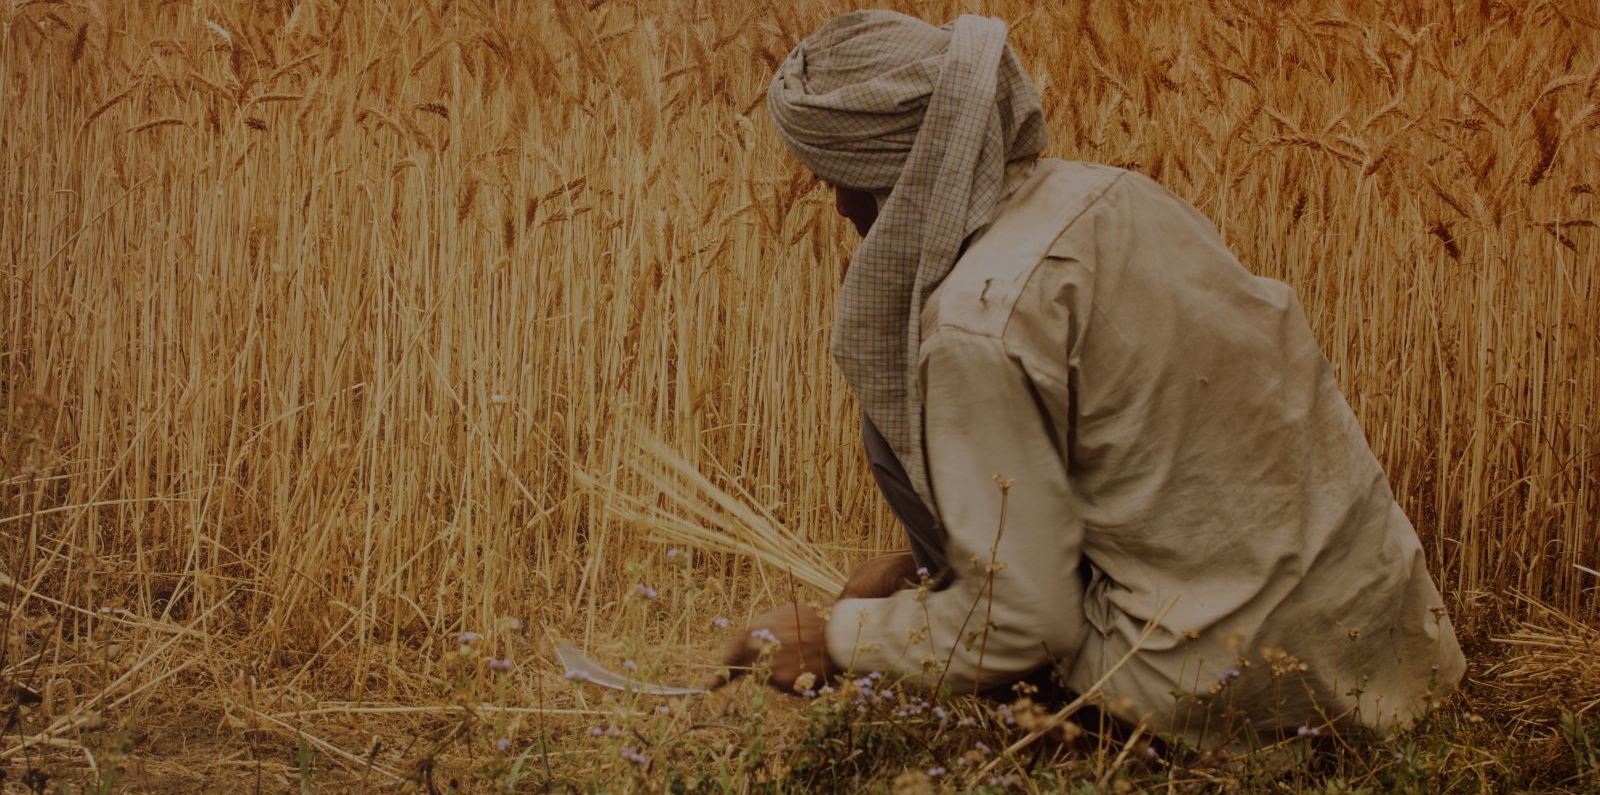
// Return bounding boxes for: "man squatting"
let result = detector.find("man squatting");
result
[717,10,1466,748]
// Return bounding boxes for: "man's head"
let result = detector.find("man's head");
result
[764,10,1048,497]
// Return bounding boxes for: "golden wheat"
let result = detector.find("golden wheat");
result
[1,0,1596,783]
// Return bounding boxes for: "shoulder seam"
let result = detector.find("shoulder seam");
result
[931,167,1126,341]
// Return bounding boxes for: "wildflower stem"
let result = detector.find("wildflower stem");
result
[934,474,1012,696]
[973,475,1013,695]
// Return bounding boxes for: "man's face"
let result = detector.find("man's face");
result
[834,186,878,237]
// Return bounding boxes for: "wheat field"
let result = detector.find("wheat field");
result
[2,0,1597,790]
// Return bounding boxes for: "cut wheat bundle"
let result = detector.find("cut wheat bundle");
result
[1488,591,1600,718]
[581,434,847,597]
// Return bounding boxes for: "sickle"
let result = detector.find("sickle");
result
[554,638,709,696]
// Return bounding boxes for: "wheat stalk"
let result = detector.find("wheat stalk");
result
[1,0,1596,772]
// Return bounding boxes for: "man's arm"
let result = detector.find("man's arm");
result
[825,327,1087,694]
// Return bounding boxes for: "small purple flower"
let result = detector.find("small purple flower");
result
[932,705,949,722]
[457,631,482,644]
[623,659,638,672]
[916,566,930,579]
[495,737,510,752]
[1145,745,1160,759]
[713,616,730,629]
[619,746,647,765]
[656,704,670,714]
[488,658,513,671]
[564,668,591,682]
[927,766,946,778]
[750,627,779,645]
[1297,725,1322,738]
[666,547,683,559]
[973,741,991,756]
[590,726,605,737]
[1393,751,1405,764]
[635,584,658,600]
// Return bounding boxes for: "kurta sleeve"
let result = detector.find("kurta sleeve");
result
[824,327,1088,695]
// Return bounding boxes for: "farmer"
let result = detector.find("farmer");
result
[720,10,1465,748]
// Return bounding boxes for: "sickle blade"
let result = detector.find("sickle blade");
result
[555,638,709,696]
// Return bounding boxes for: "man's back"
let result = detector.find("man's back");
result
[918,159,1466,745]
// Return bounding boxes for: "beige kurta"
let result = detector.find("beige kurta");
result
[824,159,1466,748]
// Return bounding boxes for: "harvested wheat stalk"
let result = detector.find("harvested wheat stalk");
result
[581,435,846,596]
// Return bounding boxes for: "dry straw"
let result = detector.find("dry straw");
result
[1489,587,1600,717]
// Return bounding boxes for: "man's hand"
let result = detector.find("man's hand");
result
[711,602,836,692]
[839,551,921,600]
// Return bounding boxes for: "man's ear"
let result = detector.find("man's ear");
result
[834,186,878,237]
